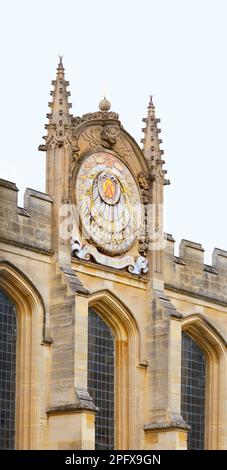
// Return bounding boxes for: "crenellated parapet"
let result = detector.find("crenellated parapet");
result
[0,178,52,254]
[164,234,227,305]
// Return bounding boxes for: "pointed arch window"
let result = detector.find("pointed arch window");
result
[181,331,206,450]
[0,289,17,450]
[87,307,114,450]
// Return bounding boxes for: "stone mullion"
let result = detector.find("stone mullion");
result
[73,295,88,391]
[29,303,42,449]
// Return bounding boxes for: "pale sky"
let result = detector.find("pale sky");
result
[0,0,226,263]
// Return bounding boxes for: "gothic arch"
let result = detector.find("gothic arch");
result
[0,260,47,449]
[88,289,141,450]
[89,290,140,349]
[181,314,227,449]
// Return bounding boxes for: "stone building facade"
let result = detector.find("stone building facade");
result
[0,59,226,450]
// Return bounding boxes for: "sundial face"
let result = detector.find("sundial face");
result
[76,151,142,256]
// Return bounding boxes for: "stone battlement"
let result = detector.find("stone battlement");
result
[0,178,53,254]
[164,234,227,305]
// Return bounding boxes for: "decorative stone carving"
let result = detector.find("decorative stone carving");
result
[81,111,119,121]
[128,256,148,275]
[137,172,150,257]
[61,196,71,204]
[77,126,102,150]
[72,146,80,163]
[71,238,148,275]
[137,172,149,190]
[150,157,167,184]
[75,125,142,180]
[138,240,149,256]
[100,125,120,149]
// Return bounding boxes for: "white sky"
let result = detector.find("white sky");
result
[0,0,226,263]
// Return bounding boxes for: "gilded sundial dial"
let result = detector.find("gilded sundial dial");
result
[76,151,142,256]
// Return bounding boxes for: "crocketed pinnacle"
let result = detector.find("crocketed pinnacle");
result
[45,56,72,137]
[141,95,160,159]
[141,96,169,184]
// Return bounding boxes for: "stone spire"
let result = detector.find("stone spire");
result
[38,57,74,202]
[38,58,75,264]
[40,56,72,149]
[141,96,169,185]
[141,96,169,280]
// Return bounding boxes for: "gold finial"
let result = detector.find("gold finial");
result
[103,86,108,100]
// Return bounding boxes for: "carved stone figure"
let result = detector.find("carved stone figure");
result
[137,171,149,190]
[101,125,120,149]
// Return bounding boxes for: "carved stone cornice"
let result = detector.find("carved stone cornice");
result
[81,111,119,122]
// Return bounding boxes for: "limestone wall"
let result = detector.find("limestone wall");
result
[0,179,53,254]
[163,234,227,449]
[164,234,227,306]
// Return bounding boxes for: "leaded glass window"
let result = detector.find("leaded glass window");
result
[181,331,206,450]
[0,289,17,450]
[88,308,114,450]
